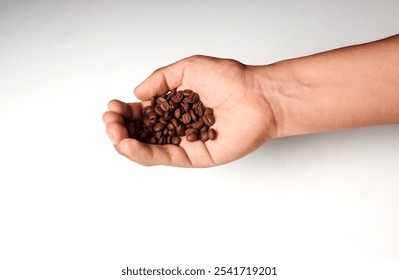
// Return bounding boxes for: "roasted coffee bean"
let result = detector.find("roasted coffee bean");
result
[204,107,213,116]
[168,101,178,111]
[200,125,209,132]
[181,112,191,124]
[166,136,171,144]
[186,133,199,142]
[171,136,181,145]
[154,131,162,139]
[174,108,182,119]
[147,111,157,120]
[143,106,154,116]
[139,132,148,141]
[167,129,175,136]
[192,120,204,130]
[154,122,165,132]
[149,137,157,144]
[202,114,215,126]
[176,124,185,136]
[154,105,164,116]
[163,110,171,119]
[157,97,167,104]
[189,109,198,122]
[163,127,168,136]
[192,93,199,103]
[171,91,183,103]
[159,117,168,125]
[167,122,175,131]
[208,128,217,140]
[200,131,209,142]
[160,100,170,111]
[185,128,198,135]
[171,118,179,128]
[194,101,205,116]
[181,102,190,112]
[143,118,151,128]
[158,136,165,145]
[183,89,193,96]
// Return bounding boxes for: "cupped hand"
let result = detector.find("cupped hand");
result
[103,55,277,167]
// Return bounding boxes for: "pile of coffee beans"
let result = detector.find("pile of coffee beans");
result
[126,89,216,146]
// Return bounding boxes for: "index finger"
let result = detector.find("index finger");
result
[134,56,195,101]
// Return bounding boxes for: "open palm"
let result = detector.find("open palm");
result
[103,55,277,167]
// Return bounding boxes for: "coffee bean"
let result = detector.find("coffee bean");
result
[181,112,191,124]
[204,108,213,116]
[154,131,162,139]
[151,96,157,107]
[171,91,183,103]
[186,133,199,142]
[200,131,209,142]
[176,124,185,136]
[160,100,170,111]
[154,122,165,132]
[185,128,198,135]
[158,136,165,145]
[192,120,204,130]
[157,97,167,104]
[154,105,164,116]
[171,136,181,145]
[159,117,168,125]
[202,114,215,126]
[183,89,193,96]
[189,109,198,121]
[147,111,157,120]
[149,137,157,144]
[200,125,209,132]
[208,128,217,140]
[167,122,175,131]
[143,106,154,116]
[171,118,179,128]
[174,108,182,119]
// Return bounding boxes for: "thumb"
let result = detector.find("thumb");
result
[134,57,190,101]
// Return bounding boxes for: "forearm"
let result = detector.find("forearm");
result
[257,34,399,138]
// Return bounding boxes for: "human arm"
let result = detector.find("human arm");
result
[103,34,399,167]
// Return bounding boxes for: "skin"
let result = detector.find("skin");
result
[103,34,399,167]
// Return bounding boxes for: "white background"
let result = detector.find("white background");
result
[0,0,398,279]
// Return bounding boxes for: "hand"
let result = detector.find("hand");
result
[103,55,277,167]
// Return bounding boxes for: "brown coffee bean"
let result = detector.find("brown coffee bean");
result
[186,133,199,142]
[163,127,168,136]
[202,114,215,126]
[154,122,165,132]
[176,124,185,136]
[171,118,179,128]
[189,109,198,122]
[157,97,167,104]
[192,120,204,130]
[143,118,151,128]
[192,93,199,103]
[154,131,162,139]
[159,117,168,125]
[183,89,193,96]
[208,128,217,140]
[174,108,182,119]
[200,131,209,142]
[204,107,213,116]
[154,105,163,116]
[139,132,148,141]
[158,136,165,145]
[167,122,175,131]
[181,102,190,112]
[149,137,157,144]
[168,101,178,111]
[147,111,157,120]
[143,106,154,116]
[181,112,191,124]
[163,110,171,119]
[171,136,181,145]
[200,125,209,132]
[185,128,198,135]
[171,91,183,103]
[160,100,170,111]
[166,136,171,144]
